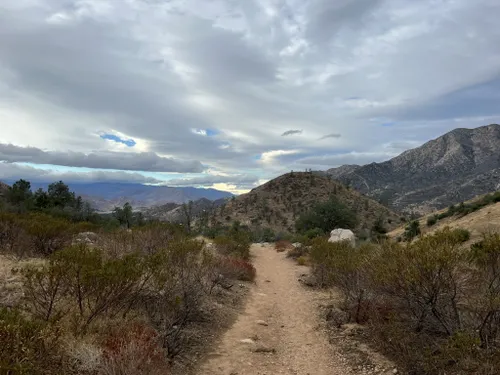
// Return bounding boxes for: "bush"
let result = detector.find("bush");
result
[297,256,308,266]
[312,228,500,374]
[100,322,170,375]
[213,232,251,260]
[0,308,65,374]
[275,240,292,253]
[295,197,358,234]
[403,220,420,241]
[426,215,438,227]
[215,256,256,282]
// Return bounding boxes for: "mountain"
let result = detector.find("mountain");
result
[327,124,500,214]
[210,172,400,234]
[11,182,233,211]
[144,197,228,222]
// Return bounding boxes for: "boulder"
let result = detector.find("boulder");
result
[328,228,356,247]
[292,242,302,248]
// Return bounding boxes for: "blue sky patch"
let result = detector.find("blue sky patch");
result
[381,122,395,127]
[100,133,136,147]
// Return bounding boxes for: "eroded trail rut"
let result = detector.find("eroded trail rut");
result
[197,244,354,375]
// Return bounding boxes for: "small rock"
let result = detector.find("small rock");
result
[265,279,271,283]
[392,369,398,374]
[256,320,269,326]
[240,339,256,345]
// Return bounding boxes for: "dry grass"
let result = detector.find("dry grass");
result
[0,255,44,307]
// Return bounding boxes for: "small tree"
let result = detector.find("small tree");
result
[295,197,358,234]
[7,179,33,212]
[404,220,421,242]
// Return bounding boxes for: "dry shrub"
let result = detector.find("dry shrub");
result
[309,228,500,374]
[275,240,292,252]
[99,322,169,375]
[215,256,256,281]
[296,256,308,266]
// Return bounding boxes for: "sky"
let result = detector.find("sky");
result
[1,0,500,194]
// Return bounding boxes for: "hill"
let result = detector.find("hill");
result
[143,197,228,222]
[388,191,500,245]
[15,182,234,211]
[327,124,500,214]
[210,172,400,235]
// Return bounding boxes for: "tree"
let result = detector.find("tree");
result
[404,220,421,242]
[47,181,75,208]
[295,197,358,234]
[181,200,193,233]
[113,202,133,229]
[7,179,33,212]
[33,188,50,210]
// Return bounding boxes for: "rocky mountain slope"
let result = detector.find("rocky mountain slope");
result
[327,124,500,214]
[211,172,400,234]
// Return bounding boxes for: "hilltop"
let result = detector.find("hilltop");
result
[328,124,500,214]
[211,172,400,235]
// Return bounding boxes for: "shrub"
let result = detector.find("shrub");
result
[403,220,420,241]
[426,215,438,227]
[21,213,75,256]
[215,256,256,282]
[296,256,308,266]
[451,228,471,243]
[275,240,292,253]
[100,322,170,375]
[0,307,65,374]
[295,197,358,234]
[213,232,251,260]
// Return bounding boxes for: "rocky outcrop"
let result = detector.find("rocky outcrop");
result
[328,229,356,247]
[327,124,500,214]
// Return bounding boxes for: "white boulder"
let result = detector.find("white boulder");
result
[328,229,356,247]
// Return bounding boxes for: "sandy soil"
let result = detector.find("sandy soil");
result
[196,244,358,375]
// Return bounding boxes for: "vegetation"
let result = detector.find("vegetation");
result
[403,219,421,241]
[0,212,255,373]
[309,228,500,374]
[295,197,358,235]
[431,191,500,226]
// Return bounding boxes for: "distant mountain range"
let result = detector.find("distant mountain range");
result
[144,197,228,223]
[327,124,500,214]
[3,182,233,211]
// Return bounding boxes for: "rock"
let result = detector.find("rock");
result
[74,232,98,245]
[256,320,268,326]
[392,369,398,374]
[292,242,302,248]
[240,339,256,345]
[328,228,356,247]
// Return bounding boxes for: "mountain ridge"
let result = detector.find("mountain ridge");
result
[327,124,500,214]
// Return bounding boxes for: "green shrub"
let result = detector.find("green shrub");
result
[0,308,64,374]
[213,232,251,260]
[403,220,420,241]
[295,197,358,234]
[451,228,471,243]
[426,215,438,227]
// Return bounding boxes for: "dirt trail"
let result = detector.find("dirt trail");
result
[196,244,355,375]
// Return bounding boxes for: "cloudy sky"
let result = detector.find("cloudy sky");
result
[1,0,499,193]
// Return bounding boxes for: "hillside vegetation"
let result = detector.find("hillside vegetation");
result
[211,172,400,236]
[389,190,500,244]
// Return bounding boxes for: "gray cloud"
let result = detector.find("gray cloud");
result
[0,0,500,186]
[0,162,162,184]
[281,130,303,136]
[0,144,204,173]
[319,133,342,140]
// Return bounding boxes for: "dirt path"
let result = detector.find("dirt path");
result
[196,244,355,375]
